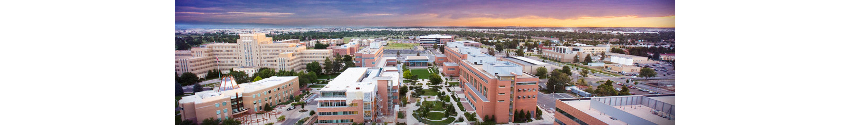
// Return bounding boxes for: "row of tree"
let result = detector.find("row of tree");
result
[175,33,239,50]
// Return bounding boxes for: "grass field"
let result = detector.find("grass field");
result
[410,69,432,79]
[448,82,459,86]
[317,73,339,79]
[427,112,445,120]
[422,89,440,96]
[308,84,326,88]
[423,101,445,110]
[386,43,418,49]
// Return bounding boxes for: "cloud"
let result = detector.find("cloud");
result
[226,12,294,16]
[175,0,675,27]
[176,12,220,15]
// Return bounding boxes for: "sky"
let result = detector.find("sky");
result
[176,0,674,27]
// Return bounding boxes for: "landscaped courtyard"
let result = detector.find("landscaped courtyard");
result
[409,69,432,79]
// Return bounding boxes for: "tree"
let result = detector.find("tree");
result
[561,66,572,76]
[526,110,532,121]
[535,67,548,78]
[333,54,343,73]
[488,48,496,56]
[314,43,329,49]
[200,117,219,125]
[639,67,657,79]
[343,55,353,62]
[585,86,595,94]
[228,71,250,83]
[263,103,272,112]
[253,76,262,82]
[580,69,589,77]
[307,61,322,74]
[536,107,542,119]
[221,118,240,125]
[193,83,203,93]
[310,110,316,115]
[583,54,592,65]
[416,52,420,56]
[176,82,184,96]
[323,57,333,74]
[179,72,200,86]
[403,70,413,79]
[495,43,504,53]
[619,86,631,95]
[429,73,443,85]
[515,48,525,57]
[573,54,580,63]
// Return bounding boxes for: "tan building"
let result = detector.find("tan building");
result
[175,33,332,77]
[178,76,301,123]
[315,67,401,124]
[604,64,641,73]
[541,45,609,63]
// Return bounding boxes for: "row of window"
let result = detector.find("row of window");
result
[318,119,353,123]
[318,111,358,116]
[556,108,589,125]
[319,101,348,107]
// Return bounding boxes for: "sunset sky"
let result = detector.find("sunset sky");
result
[176,0,674,27]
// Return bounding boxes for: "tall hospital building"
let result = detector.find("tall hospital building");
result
[442,41,541,123]
[315,67,401,124]
[175,33,332,77]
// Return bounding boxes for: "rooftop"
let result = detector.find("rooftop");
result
[406,56,428,60]
[419,34,452,39]
[506,56,549,65]
[561,95,675,125]
[179,76,297,104]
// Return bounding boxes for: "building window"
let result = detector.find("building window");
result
[216,110,221,115]
[499,93,505,95]
[215,103,220,107]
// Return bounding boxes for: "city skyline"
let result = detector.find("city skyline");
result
[176,0,675,27]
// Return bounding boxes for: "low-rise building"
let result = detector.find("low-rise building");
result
[554,94,674,125]
[434,54,448,66]
[175,33,333,77]
[604,64,641,73]
[541,45,609,63]
[178,76,301,123]
[331,42,359,56]
[660,54,675,61]
[501,56,557,75]
[315,67,401,124]
[405,56,430,67]
[607,53,649,65]
[417,34,453,47]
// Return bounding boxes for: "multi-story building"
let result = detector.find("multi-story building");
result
[501,56,557,75]
[175,33,332,77]
[541,45,610,63]
[554,94,675,125]
[417,34,453,47]
[315,67,401,124]
[444,42,540,123]
[354,42,396,68]
[330,42,359,56]
[178,76,301,123]
[434,54,448,66]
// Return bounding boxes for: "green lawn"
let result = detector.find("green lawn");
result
[410,69,432,79]
[423,101,445,110]
[566,63,621,77]
[422,89,440,96]
[426,117,456,125]
[448,82,459,86]
[427,112,445,120]
[308,84,326,88]
[317,73,339,79]
[386,43,418,49]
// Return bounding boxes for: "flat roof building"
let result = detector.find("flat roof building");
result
[175,33,332,77]
[541,45,610,63]
[178,76,301,123]
[501,56,558,76]
[315,67,401,124]
[554,94,675,125]
[444,41,541,123]
[417,34,453,47]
